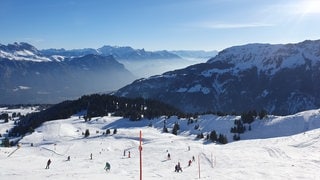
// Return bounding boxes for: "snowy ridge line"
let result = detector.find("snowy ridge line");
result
[208,40,320,75]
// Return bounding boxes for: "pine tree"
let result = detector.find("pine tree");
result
[196,132,204,139]
[241,112,254,124]
[218,134,228,144]
[210,130,217,142]
[233,134,240,141]
[2,137,10,147]
[172,123,179,135]
[206,134,210,140]
[84,129,90,137]
[259,109,268,119]
[29,127,34,133]
[163,125,168,133]
[0,113,9,123]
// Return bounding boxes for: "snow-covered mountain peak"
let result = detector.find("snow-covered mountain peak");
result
[6,42,38,53]
[97,45,135,57]
[208,40,320,74]
[115,39,320,115]
[98,45,134,52]
[0,42,51,62]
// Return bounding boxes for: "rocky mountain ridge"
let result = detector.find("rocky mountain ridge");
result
[115,40,320,115]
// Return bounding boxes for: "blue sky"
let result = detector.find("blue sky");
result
[1,0,320,51]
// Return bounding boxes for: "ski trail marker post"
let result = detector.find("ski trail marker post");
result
[139,130,143,180]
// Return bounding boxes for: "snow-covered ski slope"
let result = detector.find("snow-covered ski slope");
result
[1,108,320,179]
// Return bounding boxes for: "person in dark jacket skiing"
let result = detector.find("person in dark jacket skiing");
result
[104,162,111,171]
[45,159,51,169]
[174,163,182,172]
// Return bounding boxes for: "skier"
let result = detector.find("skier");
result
[104,162,111,171]
[123,150,126,156]
[167,153,171,160]
[45,159,51,169]
[188,160,192,166]
[128,151,131,158]
[178,162,182,172]
[175,163,182,172]
[90,153,92,160]
[67,156,70,161]
[192,156,195,162]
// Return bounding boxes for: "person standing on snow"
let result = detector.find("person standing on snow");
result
[174,162,182,172]
[104,162,111,171]
[177,162,182,172]
[45,159,51,169]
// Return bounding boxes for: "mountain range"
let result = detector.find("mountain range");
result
[115,40,320,115]
[2,40,320,115]
[0,42,215,104]
[0,42,184,62]
[40,46,217,78]
[41,45,181,60]
[0,43,136,104]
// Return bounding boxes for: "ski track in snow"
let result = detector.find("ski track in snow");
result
[263,147,290,159]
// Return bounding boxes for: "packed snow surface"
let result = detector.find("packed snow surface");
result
[1,108,320,179]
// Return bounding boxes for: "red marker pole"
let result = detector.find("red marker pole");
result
[198,154,200,179]
[139,130,143,180]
